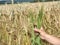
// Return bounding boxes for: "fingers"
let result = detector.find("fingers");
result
[34,27,44,33]
[34,27,40,33]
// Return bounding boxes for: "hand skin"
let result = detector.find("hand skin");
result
[34,27,60,45]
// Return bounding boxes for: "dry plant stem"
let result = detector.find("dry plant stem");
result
[8,35,11,45]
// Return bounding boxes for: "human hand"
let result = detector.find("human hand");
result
[34,27,47,39]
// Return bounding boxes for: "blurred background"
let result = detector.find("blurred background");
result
[0,0,60,4]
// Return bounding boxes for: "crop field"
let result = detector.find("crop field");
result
[0,1,60,45]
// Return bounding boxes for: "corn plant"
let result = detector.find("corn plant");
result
[29,6,44,45]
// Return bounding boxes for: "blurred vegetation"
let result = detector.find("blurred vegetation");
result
[0,1,60,45]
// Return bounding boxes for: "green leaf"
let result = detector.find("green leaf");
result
[30,6,44,45]
[37,6,44,29]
